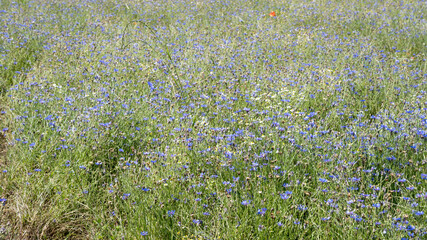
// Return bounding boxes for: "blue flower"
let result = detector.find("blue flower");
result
[167,210,175,217]
[122,193,130,200]
[414,211,424,216]
[298,205,308,211]
[280,191,292,200]
[406,225,415,231]
[319,178,328,183]
[373,203,381,208]
[257,208,267,216]
[147,81,154,91]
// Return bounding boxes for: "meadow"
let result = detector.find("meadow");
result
[0,0,426,239]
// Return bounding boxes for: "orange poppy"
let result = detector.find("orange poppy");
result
[270,11,276,17]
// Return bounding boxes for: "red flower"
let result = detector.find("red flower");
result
[270,11,276,17]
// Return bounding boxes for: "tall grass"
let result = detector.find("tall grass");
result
[0,0,426,239]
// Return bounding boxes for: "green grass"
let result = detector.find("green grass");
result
[0,0,426,239]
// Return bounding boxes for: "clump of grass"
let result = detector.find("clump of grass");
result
[0,37,44,95]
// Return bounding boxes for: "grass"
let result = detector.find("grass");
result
[0,0,426,239]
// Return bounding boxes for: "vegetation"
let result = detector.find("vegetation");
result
[0,0,426,239]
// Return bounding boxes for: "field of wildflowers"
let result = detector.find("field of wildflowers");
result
[0,0,426,239]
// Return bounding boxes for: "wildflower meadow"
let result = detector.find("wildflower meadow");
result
[0,0,426,239]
